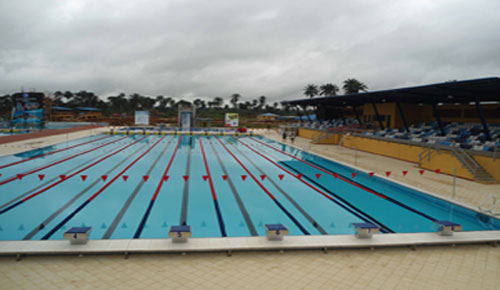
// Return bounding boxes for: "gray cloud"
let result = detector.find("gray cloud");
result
[1,0,499,103]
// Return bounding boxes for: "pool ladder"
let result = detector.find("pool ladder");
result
[478,194,500,216]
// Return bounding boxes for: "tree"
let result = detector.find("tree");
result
[342,78,368,94]
[230,93,241,109]
[258,96,266,110]
[303,84,319,98]
[213,97,223,109]
[108,93,128,112]
[319,83,339,97]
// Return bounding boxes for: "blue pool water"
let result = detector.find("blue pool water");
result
[0,134,499,241]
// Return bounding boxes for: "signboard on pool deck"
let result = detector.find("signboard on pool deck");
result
[225,113,239,127]
[134,111,149,125]
[11,92,44,129]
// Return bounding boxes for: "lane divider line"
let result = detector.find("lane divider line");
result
[237,138,392,233]
[0,136,128,186]
[102,138,174,239]
[41,136,166,240]
[250,137,438,223]
[199,137,227,237]
[22,139,156,240]
[134,136,183,239]
[208,140,258,236]
[0,136,146,215]
[0,145,118,211]
[230,141,327,235]
[215,136,310,235]
[0,135,111,170]
[179,137,192,226]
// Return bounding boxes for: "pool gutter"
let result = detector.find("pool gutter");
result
[1,231,499,256]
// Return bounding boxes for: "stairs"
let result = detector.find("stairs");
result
[419,144,496,183]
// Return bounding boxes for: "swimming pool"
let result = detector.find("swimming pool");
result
[0,134,499,241]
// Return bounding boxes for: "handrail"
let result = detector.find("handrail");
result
[478,194,500,216]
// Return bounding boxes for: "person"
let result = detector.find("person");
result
[282,130,287,141]
[290,132,295,143]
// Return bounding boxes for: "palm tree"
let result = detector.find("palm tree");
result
[319,83,339,97]
[213,97,223,109]
[230,93,241,109]
[303,84,319,98]
[251,99,258,109]
[258,96,266,109]
[193,98,203,109]
[342,78,368,94]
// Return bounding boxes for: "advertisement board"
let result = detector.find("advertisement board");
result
[225,113,239,127]
[134,111,149,125]
[180,112,192,130]
[11,92,44,128]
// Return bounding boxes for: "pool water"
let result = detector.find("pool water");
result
[0,134,499,241]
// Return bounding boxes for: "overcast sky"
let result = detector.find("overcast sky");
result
[1,0,499,103]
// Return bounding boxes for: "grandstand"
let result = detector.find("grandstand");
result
[282,77,500,183]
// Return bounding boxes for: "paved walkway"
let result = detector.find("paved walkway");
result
[1,128,499,290]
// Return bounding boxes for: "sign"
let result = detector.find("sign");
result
[180,112,192,130]
[134,111,149,125]
[225,113,239,127]
[11,92,44,128]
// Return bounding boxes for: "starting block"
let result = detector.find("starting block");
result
[169,225,192,243]
[63,227,92,244]
[265,224,289,241]
[352,223,380,239]
[435,221,462,236]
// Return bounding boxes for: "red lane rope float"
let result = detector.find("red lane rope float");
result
[199,137,226,236]
[0,136,128,186]
[41,136,167,240]
[0,136,148,215]
[133,136,183,238]
[247,137,438,222]
[0,135,112,170]
[215,136,310,235]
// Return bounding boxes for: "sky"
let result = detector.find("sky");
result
[1,0,499,103]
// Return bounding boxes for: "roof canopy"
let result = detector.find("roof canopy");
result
[283,77,500,107]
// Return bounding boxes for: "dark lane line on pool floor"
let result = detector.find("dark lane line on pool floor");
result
[0,143,119,211]
[249,137,438,223]
[23,139,154,240]
[215,136,310,235]
[199,137,226,237]
[237,138,392,233]
[179,136,192,226]
[0,135,112,170]
[0,137,147,215]
[0,136,128,186]
[102,137,174,239]
[229,141,327,235]
[134,136,183,239]
[208,140,258,236]
[305,160,438,222]
[41,136,166,240]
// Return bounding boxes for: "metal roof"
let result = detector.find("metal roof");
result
[283,77,500,107]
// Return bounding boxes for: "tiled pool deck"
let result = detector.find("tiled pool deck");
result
[1,128,499,289]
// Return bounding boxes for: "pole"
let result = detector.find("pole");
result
[354,148,358,166]
[452,168,456,199]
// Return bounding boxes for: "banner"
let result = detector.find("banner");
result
[134,111,149,125]
[11,92,44,128]
[225,113,239,127]
[180,112,192,130]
